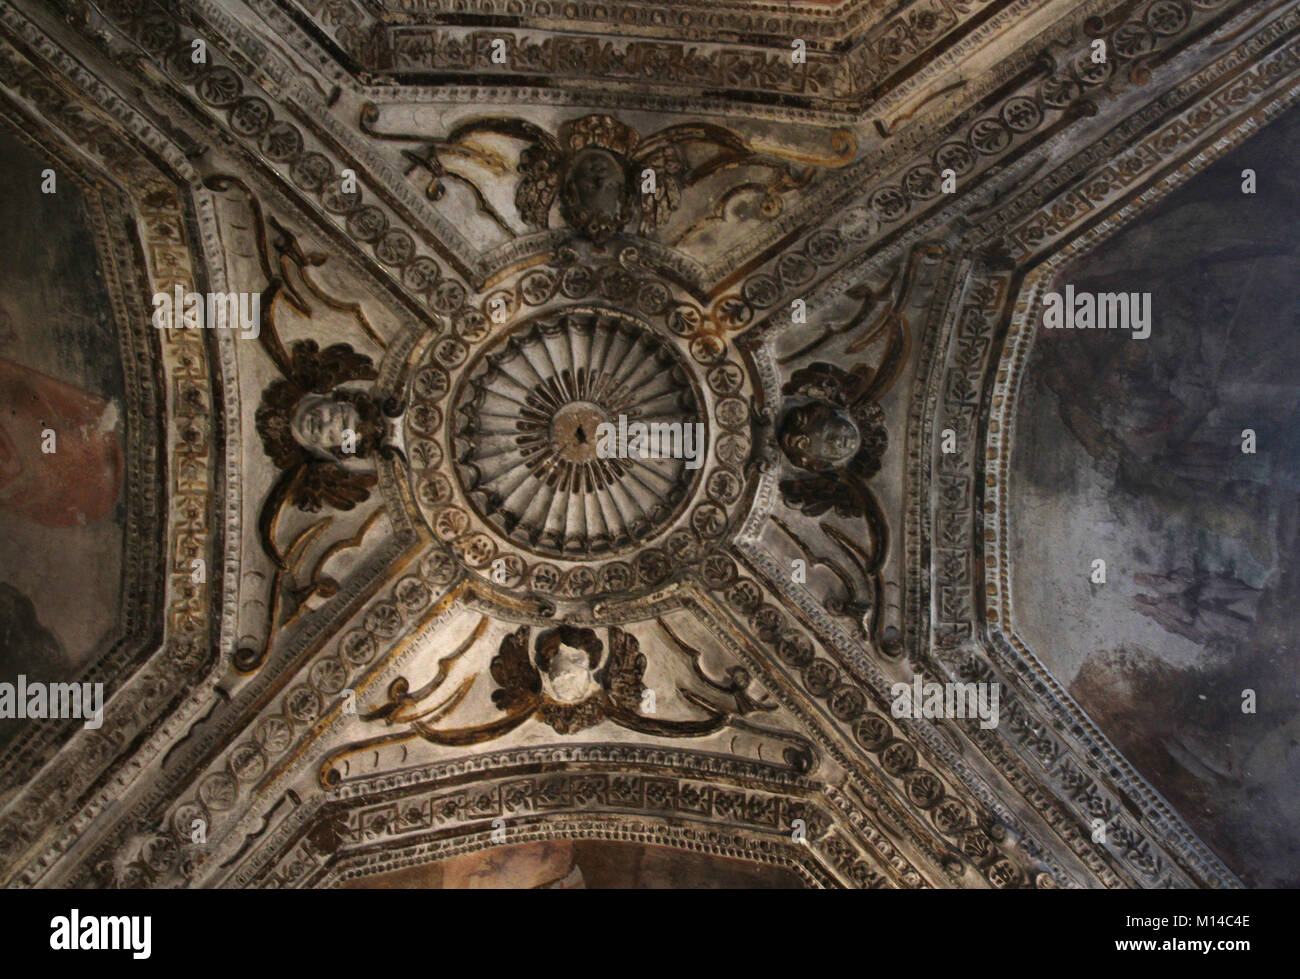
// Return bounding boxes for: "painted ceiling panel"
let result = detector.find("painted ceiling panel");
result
[1010,108,1300,886]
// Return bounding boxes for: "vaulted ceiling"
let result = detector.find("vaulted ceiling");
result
[0,0,1296,889]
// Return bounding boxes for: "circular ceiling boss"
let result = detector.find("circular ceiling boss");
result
[454,309,702,557]
[402,304,757,602]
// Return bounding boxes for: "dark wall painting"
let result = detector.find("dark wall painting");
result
[0,130,126,748]
[1011,108,1300,887]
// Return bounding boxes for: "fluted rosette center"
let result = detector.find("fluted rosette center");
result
[453,309,704,557]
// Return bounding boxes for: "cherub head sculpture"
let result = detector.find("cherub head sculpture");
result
[515,114,686,243]
[777,363,888,480]
[535,625,604,705]
[779,402,863,472]
[776,362,890,523]
[255,340,389,513]
[557,146,638,244]
[287,390,386,464]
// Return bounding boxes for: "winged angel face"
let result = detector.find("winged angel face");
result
[538,631,603,704]
[515,116,663,243]
[341,621,817,775]
[557,146,637,243]
[779,402,863,472]
[361,106,857,246]
[495,624,646,736]
[289,393,365,462]
[776,361,890,520]
[255,340,388,512]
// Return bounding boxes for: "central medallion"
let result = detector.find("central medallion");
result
[453,309,703,558]
[546,400,607,466]
[402,294,757,605]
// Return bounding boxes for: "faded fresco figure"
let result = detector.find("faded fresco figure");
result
[0,133,130,710]
[0,355,122,527]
